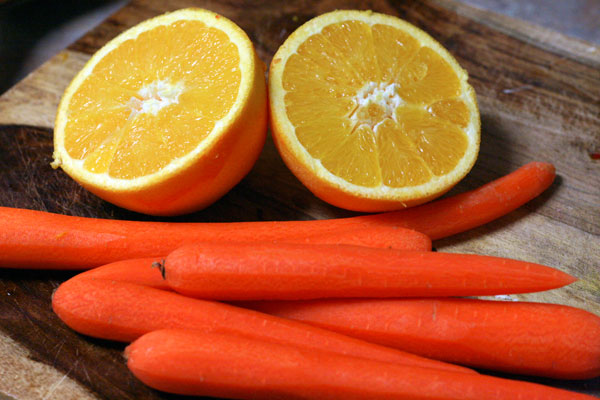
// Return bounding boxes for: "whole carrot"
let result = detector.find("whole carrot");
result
[52,277,473,374]
[356,161,556,240]
[0,161,553,269]
[126,329,595,399]
[0,207,429,269]
[160,242,576,300]
[242,297,600,380]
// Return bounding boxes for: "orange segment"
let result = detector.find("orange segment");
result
[63,107,131,160]
[396,107,468,176]
[269,10,480,212]
[371,24,420,82]
[320,20,381,83]
[396,47,462,104]
[319,124,381,187]
[294,117,353,161]
[427,98,470,128]
[376,119,432,187]
[53,9,267,216]
[285,41,361,95]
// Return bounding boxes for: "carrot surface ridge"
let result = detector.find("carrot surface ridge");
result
[162,242,575,300]
[0,206,430,269]
[242,297,600,380]
[126,329,595,399]
[51,276,473,374]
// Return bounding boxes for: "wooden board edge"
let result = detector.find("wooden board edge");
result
[432,0,600,67]
[0,50,90,128]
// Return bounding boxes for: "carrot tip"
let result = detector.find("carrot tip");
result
[555,268,579,286]
[537,161,556,173]
[537,162,556,179]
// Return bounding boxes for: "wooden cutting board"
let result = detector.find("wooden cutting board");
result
[0,0,598,398]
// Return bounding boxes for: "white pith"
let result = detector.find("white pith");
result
[350,81,404,132]
[127,79,184,117]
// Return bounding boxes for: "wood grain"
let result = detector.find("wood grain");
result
[0,51,89,128]
[0,0,598,398]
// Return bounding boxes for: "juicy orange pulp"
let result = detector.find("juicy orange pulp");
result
[283,21,470,187]
[270,11,479,211]
[64,20,241,179]
[53,9,267,216]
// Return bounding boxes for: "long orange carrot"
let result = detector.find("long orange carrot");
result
[67,259,596,380]
[160,241,576,300]
[126,329,595,399]
[356,161,556,240]
[242,298,600,380]
[52,276,473,374]
[0,162,553,269]
[0,207,429,269]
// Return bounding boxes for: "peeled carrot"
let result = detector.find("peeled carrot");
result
[0,207,429,269]
[126,329,595,399]
[356,161,556,240]
[52,276,473,374]
[66,259,595,380]
[242,297,600,380]
[161,241,576,300]
[0,162,553,269]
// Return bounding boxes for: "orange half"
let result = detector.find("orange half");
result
[53,8,267,215]
[269,10,480,212]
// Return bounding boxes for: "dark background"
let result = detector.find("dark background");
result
[1,0,599,95]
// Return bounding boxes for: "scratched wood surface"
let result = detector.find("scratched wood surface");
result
[0,0,598,398]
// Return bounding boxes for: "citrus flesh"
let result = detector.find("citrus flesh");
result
[269,10,480,212]
[53,9,267,216]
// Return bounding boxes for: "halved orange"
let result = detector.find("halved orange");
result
[269,10,480,212]
[52,8,267,216]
